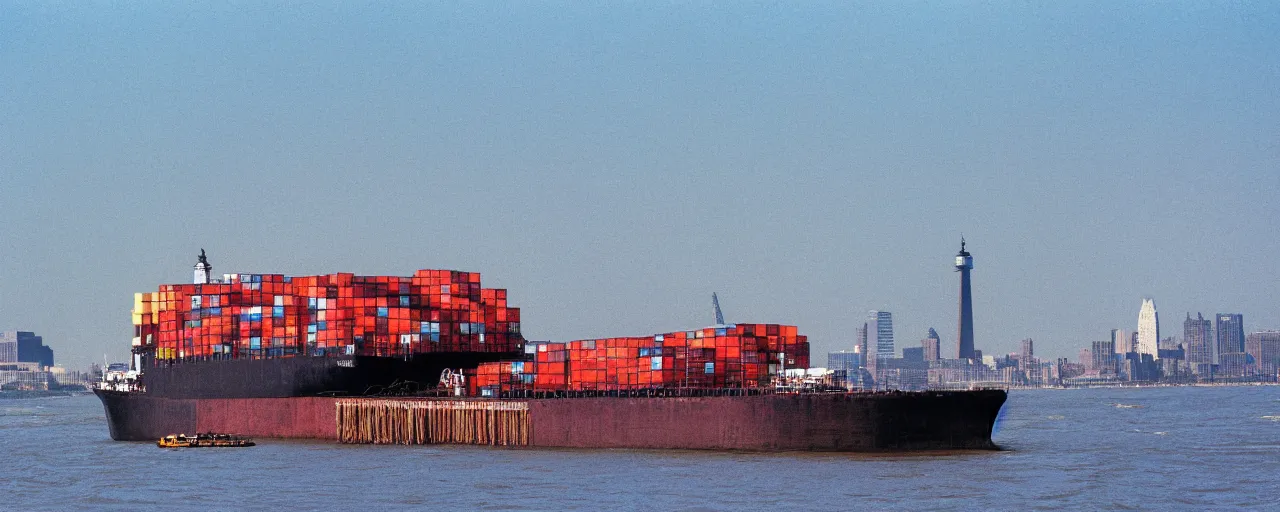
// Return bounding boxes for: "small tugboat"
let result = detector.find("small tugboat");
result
[157,432,255,448]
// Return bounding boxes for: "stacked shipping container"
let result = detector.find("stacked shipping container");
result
[473,324,809,395]
[131,270,523,362]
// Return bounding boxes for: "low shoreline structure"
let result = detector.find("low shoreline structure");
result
[1005,381,1280,391]
[0,389,91,400]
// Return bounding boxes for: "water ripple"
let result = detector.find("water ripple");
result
[3,389,1280,510]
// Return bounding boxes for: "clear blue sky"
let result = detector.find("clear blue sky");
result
[3,2,1278,369]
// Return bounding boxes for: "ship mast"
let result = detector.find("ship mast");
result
[194,248,212,285]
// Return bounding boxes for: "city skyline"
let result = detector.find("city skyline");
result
[6,241,1277,370]
[823,283,1280,389]
[828,242,1277,366]
[838,291,1275,367]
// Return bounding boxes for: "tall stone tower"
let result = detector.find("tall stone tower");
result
[955,238,975,360]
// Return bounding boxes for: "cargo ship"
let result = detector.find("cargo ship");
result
[96,252,1006,451]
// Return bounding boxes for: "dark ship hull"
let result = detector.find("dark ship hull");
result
[96,357,1007,451]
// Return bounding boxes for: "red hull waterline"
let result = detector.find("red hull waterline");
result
[96,389,1006,452]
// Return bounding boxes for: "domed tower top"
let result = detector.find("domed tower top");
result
[193,248,212,284]
[955,237,973,270]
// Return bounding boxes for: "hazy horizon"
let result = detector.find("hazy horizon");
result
[3,2,1278,369]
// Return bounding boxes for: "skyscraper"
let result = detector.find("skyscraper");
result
[1137,298,1160,358]
[922,328,941,362]
[827,351,864,389]
[1111,329,1130,355]
[856,320,878,389]
[1019,338,1035,372]
[855,323,868,361]
[955,238,975,360]
[0,331,53,368]
[1216,314,1245,359]
[855,321,874,384]
[0,340,15,363]
[1091,340,1116,376]
[1246,331,1280,378]
[827,351,862,374]
[868,311,894,361]
[1184,313,1214,372]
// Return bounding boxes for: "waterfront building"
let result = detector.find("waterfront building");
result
[1157,346,1187,377]
[827,351,863,388]
[876,364,928,390]
[1218,352,1251,378]
[1184,313,1214,373]
[0,340,14,363]
[955,239,976,360]
[1059,358,1085,380]
[0,364,53,391]
[827,351,862,372]
[1111,329,1131,355]
[856,322,875,387]
[1216,314,1245,360]
[1137,298,1160,358]
[1119,353,1160,382]
[0,331,53,368]
[927,364,1007,389]
[902,347,924,363]
[1024,360,1056,386]
[1091,340,1116,376]
[1018,338,1035,371]
[48,366,94,389]
[868,311,894,362]
[1246,331,1280,379]
[856,322,870,365]
[922,328,941,362]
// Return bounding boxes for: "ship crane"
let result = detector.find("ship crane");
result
[712,292,725,326]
